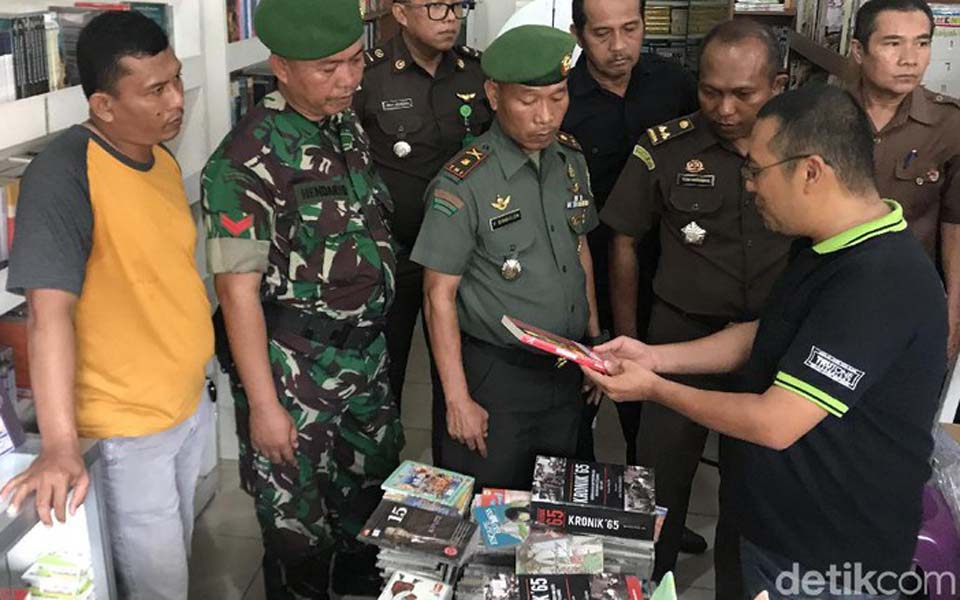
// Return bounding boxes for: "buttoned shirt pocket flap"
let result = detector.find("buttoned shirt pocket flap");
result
[479,213,535,258]
[375,112,424,138]
[666,186,723,215]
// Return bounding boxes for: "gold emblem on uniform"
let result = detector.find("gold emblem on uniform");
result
[658,125,671,140]
[491,194,511,211]
[560,53,573,77]
[374,48,384,58]
[456,57,465,70]
[685,159,704,173]
[501,256,522,280]
[566,163,577,181]
[681,221,707,245]
[456,92,477,103]
[395,59,406,70]
[393,140,412,158]
[679,120,691,130]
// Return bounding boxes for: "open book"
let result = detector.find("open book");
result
[501,315,607,374]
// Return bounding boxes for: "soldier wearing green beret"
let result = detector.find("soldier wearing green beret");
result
[200,0,402,597]
[412,25,602,489]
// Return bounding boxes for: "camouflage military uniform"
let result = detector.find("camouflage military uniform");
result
[202,91,403,598]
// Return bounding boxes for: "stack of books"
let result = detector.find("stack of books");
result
[529,456,662,579]
[359,461,477,585]
[735,0,788,11]
[473,573,645,600]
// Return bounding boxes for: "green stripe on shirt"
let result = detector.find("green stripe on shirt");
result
[774,371,850,417]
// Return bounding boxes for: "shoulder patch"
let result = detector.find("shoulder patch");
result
[556,131,583,152]
[444,146,488,180]
[632,144,655,171]
[364,47,388,67]
[646,116,695,146]
[455,45,482,60]
[431,188,465,217]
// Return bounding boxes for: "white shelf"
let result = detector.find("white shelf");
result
[0,268,26,318]
[226,38,270,73]
[0,55,206,156]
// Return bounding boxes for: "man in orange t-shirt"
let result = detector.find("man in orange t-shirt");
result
[0,12,213,599]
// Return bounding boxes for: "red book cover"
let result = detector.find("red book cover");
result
[74,2,131,9]
[501,315,607,374]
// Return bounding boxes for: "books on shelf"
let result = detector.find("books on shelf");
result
[360,0,389,20]
[226,0,262,43]
[230,67,276,127]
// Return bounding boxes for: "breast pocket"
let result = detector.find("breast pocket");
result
[894,160,943,213]
[375,112,424,144]
[666,186,723,215]
[478,209,536,266]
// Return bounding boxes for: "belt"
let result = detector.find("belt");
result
[655,298,746,331]
[263,302,384,351]
[462,333,575,371]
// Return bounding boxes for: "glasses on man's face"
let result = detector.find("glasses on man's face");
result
[741,154,818,182]
[399,0,474,20]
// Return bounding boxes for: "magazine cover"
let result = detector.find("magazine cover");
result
[517,574,644,600]
[515,528,603,575]
[382,460,475,509]
[377,571,453,600]
[359,500,477,562]
[501,316,607,374]
[474,504,532,549]
[383,491,463,517]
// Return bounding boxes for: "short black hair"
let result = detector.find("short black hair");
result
[757,83,876,196]
[572,0,646,34]
[853,0,934,50]
[699,18,782,81]
[77,10,169,99]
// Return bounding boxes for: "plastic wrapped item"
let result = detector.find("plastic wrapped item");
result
[931,426,960,527]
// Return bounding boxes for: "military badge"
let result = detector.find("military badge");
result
[685,159,704,173]
[220,213,254,236]
[681,221,707,245]
[491,195,511,211]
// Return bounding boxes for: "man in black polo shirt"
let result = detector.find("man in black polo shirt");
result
[584,84,947,599]
[562,0,697,470]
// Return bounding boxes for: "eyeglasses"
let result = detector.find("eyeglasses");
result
[396,0,474,20]
[740,154,820,182]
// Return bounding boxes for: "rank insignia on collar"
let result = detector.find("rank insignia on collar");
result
[491,194,511,211]
[681,221,707,245]
[686,159,704,173]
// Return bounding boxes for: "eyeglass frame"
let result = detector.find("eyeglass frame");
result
[740,154,831,182]
[394,0,475,21]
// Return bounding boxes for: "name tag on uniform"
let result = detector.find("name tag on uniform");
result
[676,173,716,188]
[293,181,349,202]
[490,209,521,230]
[566,195,590,209]
[381,98,414,112]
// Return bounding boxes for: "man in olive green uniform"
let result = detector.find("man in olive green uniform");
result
[412,25,601,490]
[354,0,492,428]
[602,20,791,598]
[850,0,960,361]
[201,1,402,597]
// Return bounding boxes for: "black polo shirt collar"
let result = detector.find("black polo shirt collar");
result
[811,200,907,255]
[568,54,652,99]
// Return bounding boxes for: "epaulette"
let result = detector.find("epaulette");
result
[444,146,488,180]
[364,47,388,67]
[556,131,582,152]
[455,45,482,60]
[645,115,696,147]
[931,90,960,109]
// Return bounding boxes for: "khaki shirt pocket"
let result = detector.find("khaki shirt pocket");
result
[894,160,943,213]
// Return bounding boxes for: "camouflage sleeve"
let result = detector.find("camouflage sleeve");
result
[410,177,477,276]
[201,150,275,274]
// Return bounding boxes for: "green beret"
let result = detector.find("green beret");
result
[481,25,576,86]
[254,0,362,60]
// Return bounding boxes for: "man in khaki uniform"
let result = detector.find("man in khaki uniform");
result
[850,0,960,360]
